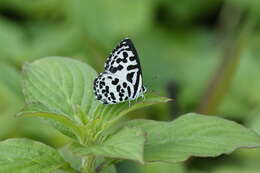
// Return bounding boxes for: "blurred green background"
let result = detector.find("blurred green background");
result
[0,0,260,173]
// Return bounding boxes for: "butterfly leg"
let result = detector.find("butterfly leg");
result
[128,100,131,107]
[140,91,146,101]
[141,93,145,100]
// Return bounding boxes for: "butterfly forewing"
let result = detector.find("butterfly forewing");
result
[94,38,146,104]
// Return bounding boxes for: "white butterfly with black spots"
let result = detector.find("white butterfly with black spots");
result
[93,38,146,104]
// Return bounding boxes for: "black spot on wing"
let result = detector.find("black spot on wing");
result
[122,58,128,63]
[132,72,141,98]
[117,65,123,71]
[116,85,121,92]
[127,72,135,83]
[127,86,131,96]
[103,100,108,104]
[127,65,138,71]
[110,67,117,73]
[109,65,124,74]
[130,56,135,61]
[111,78,119,85]
[116,58,121,63]
[123,52,128,58]
[110,92,116,100]
[97,95,102,100]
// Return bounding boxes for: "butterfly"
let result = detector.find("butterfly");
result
[93,38,146,104]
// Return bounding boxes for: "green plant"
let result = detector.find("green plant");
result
[1,57,260,173]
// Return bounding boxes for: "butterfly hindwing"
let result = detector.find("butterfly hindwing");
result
[94,38,146,104]
[94,72,133,104]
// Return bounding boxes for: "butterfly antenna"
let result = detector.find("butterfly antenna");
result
[143,74,161,94]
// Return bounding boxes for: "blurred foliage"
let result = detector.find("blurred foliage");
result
[0,0,260,172]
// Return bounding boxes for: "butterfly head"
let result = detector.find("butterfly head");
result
[142,86,147,93]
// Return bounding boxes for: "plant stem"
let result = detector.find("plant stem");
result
[81,156,96,173]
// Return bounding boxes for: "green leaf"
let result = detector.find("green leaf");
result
[0,138,66,173]
[21,57,100,138]
[96,92,171,122]
[17,103,80,139]
[69,128,145,163]
[247,111,260,136]
[59,145,82,172]
[20,57,170,139]
[139,162,185,173]
[22,57,97,121]
[126,113,260,163]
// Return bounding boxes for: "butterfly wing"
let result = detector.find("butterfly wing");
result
[104,38,145,100]
[94,72,134,104]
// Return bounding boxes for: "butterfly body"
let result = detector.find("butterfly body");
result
[94,38,146,104]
